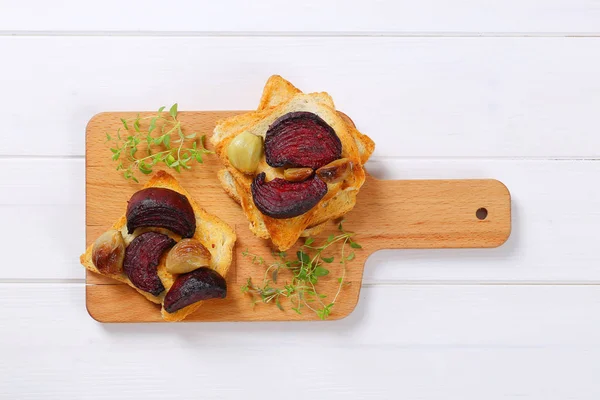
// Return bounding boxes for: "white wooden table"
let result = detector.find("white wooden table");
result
[1,1,599,398]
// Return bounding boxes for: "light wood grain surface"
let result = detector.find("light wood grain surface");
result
[2,1,600,398]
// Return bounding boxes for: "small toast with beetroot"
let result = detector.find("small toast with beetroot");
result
[211,75,375,251]
[80,171,236,322]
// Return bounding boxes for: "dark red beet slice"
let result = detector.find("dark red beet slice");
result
[126,188,196,238]
[163,267,227,313]
[264,111,342,169]
[251,172,327,219]
[123,232,175,296]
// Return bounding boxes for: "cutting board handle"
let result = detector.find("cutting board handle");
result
[344,176,512,251]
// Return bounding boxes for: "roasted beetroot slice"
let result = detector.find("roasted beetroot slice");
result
[123,232,175,296]
[264,111,342,169]
[126,187,196,238]
[251,172,327,219]
[163,267,227,313]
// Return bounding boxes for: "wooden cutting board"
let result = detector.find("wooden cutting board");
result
[85,111,511,322]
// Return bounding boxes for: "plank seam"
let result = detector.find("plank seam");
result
[1,31,599,38]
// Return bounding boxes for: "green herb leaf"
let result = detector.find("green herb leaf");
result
[169,103,178,119]
[138,162,153,175]
[158,106,166,113]
[350,241,362,249]
[180,159,191,169]
[314,266,329,277]
[346,252,355,261]
[316,304,334,320]
[275,297,284,311]
[322,256,334,263]
[120,118,129,130]
[297,251,310,265]
[148,117,157,134]
[305,237,314,246]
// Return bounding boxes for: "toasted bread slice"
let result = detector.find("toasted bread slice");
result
[80,171,236,322]
[212,76,374,250]
[258,74,302,109]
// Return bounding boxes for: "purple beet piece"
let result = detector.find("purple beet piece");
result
[251,172,327,219]
[163,267,227,313]
[126,187,196,238]
[123,231,175,296]
[264,112,342,170]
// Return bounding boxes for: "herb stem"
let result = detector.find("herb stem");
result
[332,237,350,304]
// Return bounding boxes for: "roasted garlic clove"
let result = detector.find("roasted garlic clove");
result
[265,112,342,170]
[283,167,313,182]
[227,131,263,174]
[166,239,212,274]
[164,267,227,313]
[316,158,353,184]
[126,187,196,238]
[123,232,176,296]
[92,229,125,274]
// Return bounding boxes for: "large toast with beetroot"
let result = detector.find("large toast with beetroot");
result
[211,75,375,251]
[80,171,236,322]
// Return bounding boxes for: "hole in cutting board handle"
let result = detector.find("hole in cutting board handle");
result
[476,208,488,220]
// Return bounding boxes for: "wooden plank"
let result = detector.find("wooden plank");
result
[1,37,599,157]
[84,111,510,322]
[2,284,600,399]
[7,284,600,347]
[1,158,599,283]
[2,0,599,33]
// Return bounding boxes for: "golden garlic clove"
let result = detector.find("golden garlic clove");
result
[166,239,212,274]
[316,158,353,184]
[227,131,264,174]
[92,229,125,275]
[283,167,313,182]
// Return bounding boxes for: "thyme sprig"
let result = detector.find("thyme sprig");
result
[106,104,212,182]
[241,221,362,320]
